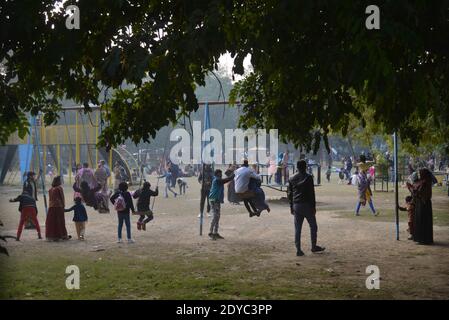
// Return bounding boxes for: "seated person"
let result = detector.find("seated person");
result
[234,160,270,217]
[73,181,109,213]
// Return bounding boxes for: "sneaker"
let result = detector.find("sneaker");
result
[117,239,122,243]
[142,223,146,231]
[208,232,214,239]
[214,233,224,240]
[128,239,135,244]
[296,250,305,256]
[311,246,326,253]
[137,222,142,230]
[373,211,379,216]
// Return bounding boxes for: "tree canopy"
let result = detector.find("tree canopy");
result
[1,1,448,153]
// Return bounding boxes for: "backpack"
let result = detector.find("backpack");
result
[114,193,126,211]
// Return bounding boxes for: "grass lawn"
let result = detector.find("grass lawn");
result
[0,248,392,300]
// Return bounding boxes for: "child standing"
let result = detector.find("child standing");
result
[208,169,234,240]
[399,195,415,240]
[10,191,42,241]
[111,182,136,243]
[64,197,88,240]
[133,181,158,231]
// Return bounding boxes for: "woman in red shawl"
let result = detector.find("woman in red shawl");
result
[407,168,433,245]
[45,176,71,241]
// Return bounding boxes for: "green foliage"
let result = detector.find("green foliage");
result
[1,1,448,153]
[230,1,449,153]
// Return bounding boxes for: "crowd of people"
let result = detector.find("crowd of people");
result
[8,151,446,255]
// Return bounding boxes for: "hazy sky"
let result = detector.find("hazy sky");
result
[218,53,253,82]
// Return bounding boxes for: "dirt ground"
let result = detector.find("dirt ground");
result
[0,173,448,299]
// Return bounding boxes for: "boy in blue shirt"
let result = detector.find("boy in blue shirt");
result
[208,169,234,240]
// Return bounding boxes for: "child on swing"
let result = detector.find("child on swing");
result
[133,181,158,231]
[64,197,88,240]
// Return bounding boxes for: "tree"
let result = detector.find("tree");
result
[230,1,449,153]
[1,1,448,153]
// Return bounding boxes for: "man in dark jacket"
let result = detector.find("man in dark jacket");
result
[287,160,325,256]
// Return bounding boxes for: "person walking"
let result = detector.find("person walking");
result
[355,155,378,216]
[287,160,325,256]
[159,169,177,198]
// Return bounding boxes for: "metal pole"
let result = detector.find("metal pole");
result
[33,117,48,215]
[75,112,80,164]
[95,111,99,165]
[200,163,204,236]
[393,131,399,240]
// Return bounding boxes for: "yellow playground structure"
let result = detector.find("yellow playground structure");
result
[0,106,140,186]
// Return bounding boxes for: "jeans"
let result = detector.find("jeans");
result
[179,184,186,195]
[165,183,177,197]
[293,203,318,251]
[118,213,131,239]
[200,188,211,214]
[209,201,221,234]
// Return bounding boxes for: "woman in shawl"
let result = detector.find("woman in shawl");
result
[355,155,378,216]
[407,168,434,245]
[45,176,70,241]
[73,181,109,213]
